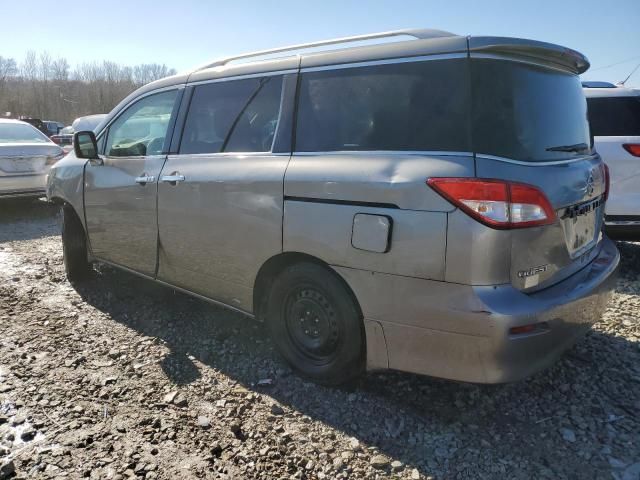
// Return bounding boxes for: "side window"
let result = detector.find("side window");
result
[587,97,640,137]
[105,90,178,157]
[180,75,283,154]
[295,59,470,152]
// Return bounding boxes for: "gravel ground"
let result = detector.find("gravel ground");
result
[0,198,638,480]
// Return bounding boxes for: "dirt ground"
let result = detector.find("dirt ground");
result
[0,198,638,480]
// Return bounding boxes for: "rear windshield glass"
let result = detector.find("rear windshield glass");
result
[587,96,640,136]
[0,123,50,144]
[295,59,470,152]
[471,59,591,161]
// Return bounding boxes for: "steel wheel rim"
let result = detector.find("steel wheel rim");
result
[283,285,341,364]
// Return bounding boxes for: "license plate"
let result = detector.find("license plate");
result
[561,197,602,258]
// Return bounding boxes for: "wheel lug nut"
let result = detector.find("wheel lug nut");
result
[315,318,319,323]
[304,330,309,334]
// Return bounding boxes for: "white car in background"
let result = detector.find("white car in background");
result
[71,114,107,133]
[0,119,65,199]
[584,82,640,238]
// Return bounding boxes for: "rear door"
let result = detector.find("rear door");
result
[156,73,295,311]
[84,88,181,276]
[586,94,640,219]
[470,56,606,291]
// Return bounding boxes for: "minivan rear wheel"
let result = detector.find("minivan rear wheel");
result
[62,206,91,282]
[266,262,364,386]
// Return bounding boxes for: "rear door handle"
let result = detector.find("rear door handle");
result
[135,174,155,185]
[161,173,185,184]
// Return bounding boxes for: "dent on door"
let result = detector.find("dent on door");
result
[156,154,290,311]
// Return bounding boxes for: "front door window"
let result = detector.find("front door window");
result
[105,90,177,157]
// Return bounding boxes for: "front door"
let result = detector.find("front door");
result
[84,89,180,276]
[157,74,290,311]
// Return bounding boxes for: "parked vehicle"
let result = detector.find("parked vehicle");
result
[71,114,106,134]
[0,119,65,198]
[51,126,76,153]
[583,83,640,238]
[50,131,74,149]
[19,117,49,136]
[51,117,106,154]
[48,29,619,385]
[43,120,64,137]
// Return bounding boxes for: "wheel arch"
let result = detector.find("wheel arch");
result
[253,252,364,324]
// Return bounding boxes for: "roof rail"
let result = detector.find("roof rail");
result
[193,28,457,72]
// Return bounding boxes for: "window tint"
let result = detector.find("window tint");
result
[471,59,591,162]
[105,90,177,157]
[587,97,640,136]
[180,76,283,154]
[295,59,470,152]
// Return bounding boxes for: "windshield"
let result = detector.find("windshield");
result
[471,59,591,161]
[0,123,51,144]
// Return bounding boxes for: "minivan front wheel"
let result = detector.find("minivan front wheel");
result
[266,262,364,386]
[61,206,91,282]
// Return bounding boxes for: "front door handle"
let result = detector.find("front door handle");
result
[161,172,185,185]
[135,174,155,185]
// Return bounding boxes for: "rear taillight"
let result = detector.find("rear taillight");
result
[427,178,556,229]
[46,152,65,165]
[623,144,640,157]
[603,163,610,202]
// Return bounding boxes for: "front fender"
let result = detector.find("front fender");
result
[46,153,87,230]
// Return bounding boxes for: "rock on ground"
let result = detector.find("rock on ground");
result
[0,199,639,479]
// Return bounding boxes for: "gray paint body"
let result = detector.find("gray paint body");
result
[46,32,618,383]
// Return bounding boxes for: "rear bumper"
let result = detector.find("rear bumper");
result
[0,174,48,198]
[336,236,620,383]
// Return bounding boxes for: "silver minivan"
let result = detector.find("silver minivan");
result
[47,29,619,385]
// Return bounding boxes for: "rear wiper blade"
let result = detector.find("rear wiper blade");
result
[545,143,590,153]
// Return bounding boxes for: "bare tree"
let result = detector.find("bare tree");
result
[0,52,177,124]
[0,56,18,112]
[52,58,70,81]
[133,64,177,86]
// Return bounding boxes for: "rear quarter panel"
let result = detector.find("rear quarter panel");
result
[283,153,474,281]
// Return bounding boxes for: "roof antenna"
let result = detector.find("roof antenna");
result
[618,61,640,86]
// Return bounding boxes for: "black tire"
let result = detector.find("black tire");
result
[62,206,91,281]
[266,262,365,386]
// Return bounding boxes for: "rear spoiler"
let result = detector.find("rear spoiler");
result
[468,36,590,74]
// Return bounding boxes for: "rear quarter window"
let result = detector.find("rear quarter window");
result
[586,96,640,136]
[295,59,470,152]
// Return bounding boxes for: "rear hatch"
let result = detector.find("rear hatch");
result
[469,38,606,291]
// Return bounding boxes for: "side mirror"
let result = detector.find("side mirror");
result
[74,131,100,160]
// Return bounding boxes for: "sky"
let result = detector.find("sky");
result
[2,0,639,86]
